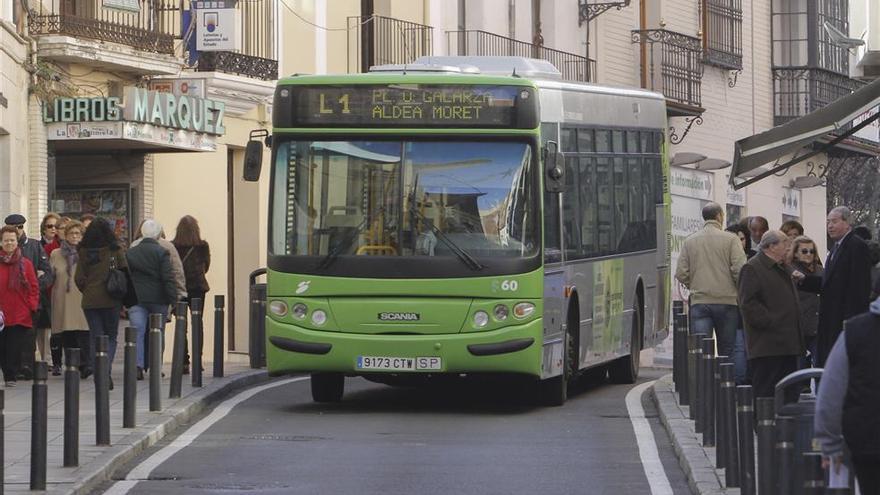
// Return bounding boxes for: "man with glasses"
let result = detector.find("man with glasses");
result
[3,214,54,380]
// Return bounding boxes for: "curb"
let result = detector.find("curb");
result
[651,374,737,495]
[61,369,273,495]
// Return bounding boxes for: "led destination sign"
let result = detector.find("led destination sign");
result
[278,84,537,129]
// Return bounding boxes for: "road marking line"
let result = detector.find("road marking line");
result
[625,380,674,495]
[103,376,309,495]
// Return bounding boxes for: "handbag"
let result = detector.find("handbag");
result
[122,267,138,308]
[106,255,128,300]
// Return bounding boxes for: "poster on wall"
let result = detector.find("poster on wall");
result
[53,187,133,245]
[670,195,709,302]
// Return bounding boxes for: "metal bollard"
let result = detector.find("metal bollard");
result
[672,302,683,394]
[95,335,110,446]
[30,362,48,491]
[149,314,163,412]
[802,452,824,494]
[756,397,776,495]
[701,338,716,447]
[677,312,689,406]
[775,415,796,495]
[123,327,137,428]
[720,363,739,488]
[64,348,81,467]
[214,295,225,378]
[191,297,204,387]
[689,335,703,426]
[0,390,4,495]
[249,269,267,368]
[715,356,727,469]
[169,302,188,399]
[736,385,756,495]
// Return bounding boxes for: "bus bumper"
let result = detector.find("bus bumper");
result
[265,317,544,377]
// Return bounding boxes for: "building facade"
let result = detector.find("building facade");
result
[4,0,875,360]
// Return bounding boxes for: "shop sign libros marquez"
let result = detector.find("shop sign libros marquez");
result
[43,87,226,136]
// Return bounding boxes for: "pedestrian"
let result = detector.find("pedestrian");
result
[49,220,92,379]
[797,206,872,366]
[3,213,53,380]
[787,235,823,368]
[79,214,95,231]
[126,219,177,380]
[814,297,880,495]
[0,226,39,387]
[726,222,753,385]
[781,219,804,240]
[675,202,747,360]
[74,218,126,389]
[738,230,803,401]
[38,212,63,374]
[172,215,211,375]
[748,216,769,247]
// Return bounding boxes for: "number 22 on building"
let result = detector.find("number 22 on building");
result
[320,93,351,114]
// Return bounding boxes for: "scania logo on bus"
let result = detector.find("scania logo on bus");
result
[378,312,421,321]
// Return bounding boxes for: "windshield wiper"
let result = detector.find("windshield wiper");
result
[409,197,484,271]
[316,218,368,269]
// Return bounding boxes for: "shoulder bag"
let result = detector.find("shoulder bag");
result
[106,255,128,300]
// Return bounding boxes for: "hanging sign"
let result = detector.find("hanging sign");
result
[781,187,801,218]
[670,166,713,201]
[194,0,241,52]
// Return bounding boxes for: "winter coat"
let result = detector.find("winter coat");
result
[131,237,187,301]
[738,251,804,359]
[126,238,177,306]
[75,245,127,309]
[792,261,822,339]
[174,242,210,294]
[49,248,89,333]
[0,256,39,328]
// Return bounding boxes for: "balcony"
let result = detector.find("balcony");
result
[631,29,704,116]
[191,0,277,81]
[27,0,182,74]
[773,67,866,126]
[446,30,596,83]
[347,15,433,73]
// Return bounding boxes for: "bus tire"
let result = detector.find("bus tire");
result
[609,300,642,384]
[539,315,577,406]
[311,372,344,402]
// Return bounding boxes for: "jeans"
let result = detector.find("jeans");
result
[128,304,168,369]
[689,303,739,362]
[84,307,121,373]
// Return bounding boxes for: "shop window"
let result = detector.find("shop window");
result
[703,0,744,70]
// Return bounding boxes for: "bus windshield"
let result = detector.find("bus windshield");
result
[270,139,539,264]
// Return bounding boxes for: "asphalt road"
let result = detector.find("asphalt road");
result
[102,368,692,495]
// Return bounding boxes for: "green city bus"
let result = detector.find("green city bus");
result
[244,57,671,405]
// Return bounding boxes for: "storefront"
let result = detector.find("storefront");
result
[44,87,223,244]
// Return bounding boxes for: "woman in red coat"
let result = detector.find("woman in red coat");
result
[0,226,40,386]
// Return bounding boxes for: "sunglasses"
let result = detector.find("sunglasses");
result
[800,248,816,255]
[45,224,58,229]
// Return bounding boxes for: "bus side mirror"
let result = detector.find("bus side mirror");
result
[544,141,565,193]
[243,129,270,182]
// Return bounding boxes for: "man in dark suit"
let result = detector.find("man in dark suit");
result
[738,230,804,399]
[798,206,873,367]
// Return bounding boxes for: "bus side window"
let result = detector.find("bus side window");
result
[562,155,581,260]
[579,157,597,258]
[596,158,613,255]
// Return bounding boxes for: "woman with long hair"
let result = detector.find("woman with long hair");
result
[172,216,210,375]
[0,226,39,386]
[50,220,92,378]
[75,218,127,388]
[787,235,823,368]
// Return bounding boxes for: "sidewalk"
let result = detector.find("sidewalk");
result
[2,351,270,495]
[651,373,738,495]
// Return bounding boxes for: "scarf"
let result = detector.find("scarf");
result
[1,247,29,292]
[60,240,79,292]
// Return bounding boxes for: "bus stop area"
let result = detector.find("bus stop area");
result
[0,350,268,494]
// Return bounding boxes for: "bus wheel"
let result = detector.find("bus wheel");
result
[311,373,344,402]
[539,324,576,406]
[609,301,642,384]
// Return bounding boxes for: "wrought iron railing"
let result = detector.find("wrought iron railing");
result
[28,0,179,55]
[773,67,866,126]
[347,15,433,73]
[446,30,597,83]
[196,52,278,81]
[631,29,704,112]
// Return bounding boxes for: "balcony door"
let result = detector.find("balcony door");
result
[60,0,94,17]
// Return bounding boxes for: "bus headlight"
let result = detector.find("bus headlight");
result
[292,303,308,320]
[311,309,328,326]
[493,304,509,321]
[513,302,536,319]
[473,310,489,328]
[269,300,288,317]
